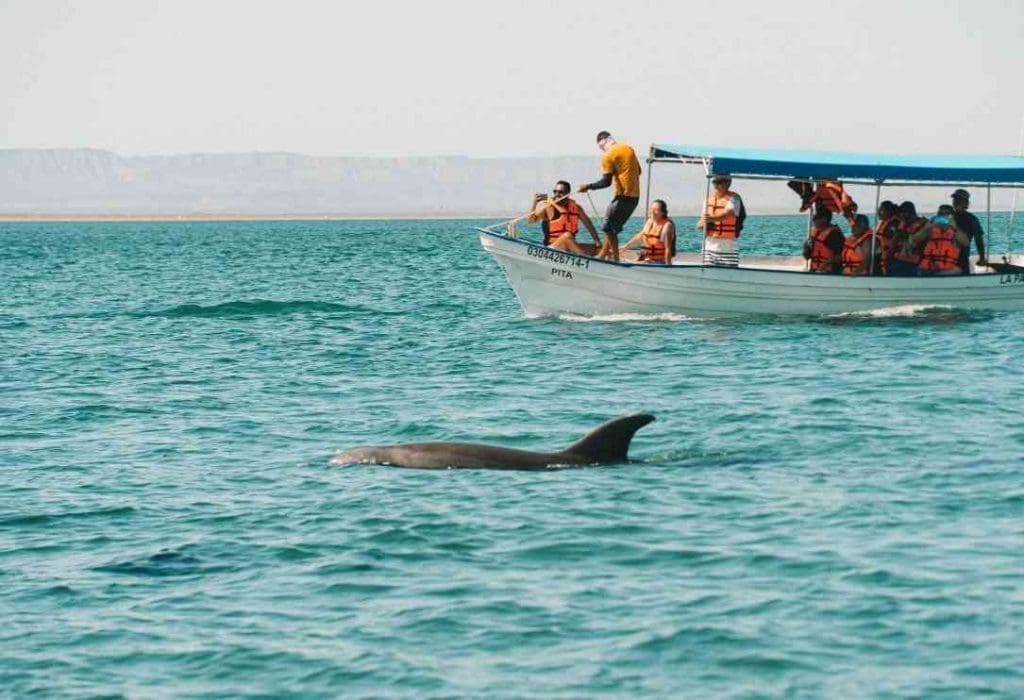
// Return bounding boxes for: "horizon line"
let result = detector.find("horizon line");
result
[0,146,604,160]
[2,211,1019,224]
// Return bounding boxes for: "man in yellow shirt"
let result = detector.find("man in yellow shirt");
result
[578,131,641,262]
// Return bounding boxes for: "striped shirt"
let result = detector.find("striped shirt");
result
[703,237,739,267]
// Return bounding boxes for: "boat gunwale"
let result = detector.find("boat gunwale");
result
[476,227,1004,279]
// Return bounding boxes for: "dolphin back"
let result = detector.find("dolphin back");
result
[332,414,655,469]
[561,413,655,464]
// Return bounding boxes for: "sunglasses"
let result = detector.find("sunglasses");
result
[553,189,568,196]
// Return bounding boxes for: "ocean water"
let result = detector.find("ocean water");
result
[2,216,1023,698]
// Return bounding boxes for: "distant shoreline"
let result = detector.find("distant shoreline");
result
[0,213,508,223]
[0,211,820,223]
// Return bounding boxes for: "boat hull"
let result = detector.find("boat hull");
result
[480,230,1024,318]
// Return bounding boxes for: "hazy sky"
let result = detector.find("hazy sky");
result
[2,0,1023,157]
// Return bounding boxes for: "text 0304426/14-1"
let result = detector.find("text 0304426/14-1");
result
[527,245,591,269]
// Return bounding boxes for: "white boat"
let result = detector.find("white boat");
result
[479,144,1024,318]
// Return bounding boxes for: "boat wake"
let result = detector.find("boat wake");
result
[552,312,699,323]
[829,304,954,319]
[824,304,990,325]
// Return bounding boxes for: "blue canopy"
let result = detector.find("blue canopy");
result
[651,144,1024,185]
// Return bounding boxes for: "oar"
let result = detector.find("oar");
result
[489,190,576,234]
[584,191,613,259]
[978,260,1024,274]
[584,191,603,225]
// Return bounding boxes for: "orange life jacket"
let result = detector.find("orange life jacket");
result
[842,231,876,276]
[547,199,581,238]
[641,218,673,263]
[874,218,899,272]
[873,218,900,274]
[918,223,962,273]
[875,217,898,248]
[809,181,857,217]
[892,218,927,265]
[705,191,740,239]
[808,226,841,273]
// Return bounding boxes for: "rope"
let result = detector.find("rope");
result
[490,191,575,234]
[585,191,603,224]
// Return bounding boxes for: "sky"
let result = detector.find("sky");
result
[2,0,1024,158]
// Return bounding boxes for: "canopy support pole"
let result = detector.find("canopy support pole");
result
[644,159,653,214]
[804,205,813,272]
[1008,111,1024,258]
[869,181,881,276]
[701,166,712,268]
[1009,187,1018,258]
[987,184,993,264]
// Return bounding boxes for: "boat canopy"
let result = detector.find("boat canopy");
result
[650,144,1024,185]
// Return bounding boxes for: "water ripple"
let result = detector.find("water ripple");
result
[2,218,1023,697]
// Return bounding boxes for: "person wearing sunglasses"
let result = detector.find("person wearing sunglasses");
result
[531,181,601,255]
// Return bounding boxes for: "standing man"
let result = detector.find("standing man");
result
[578,131,641,262]
[698,175,745,267]
[950,189,987,273]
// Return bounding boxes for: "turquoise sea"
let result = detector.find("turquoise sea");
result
[2,216,1023,698]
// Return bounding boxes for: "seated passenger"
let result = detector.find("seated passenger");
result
[874,200,900,274]
[888,201,929,276]
[841,214,880,276]
[803,211,844,274]
[535,181,601,255]
[788,179,858,224]
[913,205,969,276]
[620,199,676,264]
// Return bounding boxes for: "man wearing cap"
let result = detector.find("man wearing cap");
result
[950,189,987,273]
[697,175,745,267]
[579,131,641,262]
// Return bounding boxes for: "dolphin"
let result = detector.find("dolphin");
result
[330,414,655,470]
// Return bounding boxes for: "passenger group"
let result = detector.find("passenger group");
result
[526,132,987,275]
[801,184,986,275]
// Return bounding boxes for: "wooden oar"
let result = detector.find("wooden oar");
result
[489,191,575,234]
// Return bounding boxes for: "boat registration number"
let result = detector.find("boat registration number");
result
[527,245,591,270]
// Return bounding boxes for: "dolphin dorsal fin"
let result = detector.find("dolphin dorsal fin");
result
[562,414,655,464]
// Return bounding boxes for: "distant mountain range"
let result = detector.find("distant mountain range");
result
[0,148,687,217]
[1,148,987,219]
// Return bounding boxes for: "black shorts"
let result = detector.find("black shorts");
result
[603,196,639,235]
